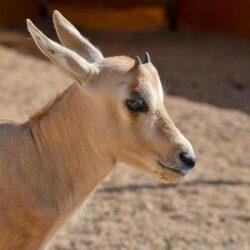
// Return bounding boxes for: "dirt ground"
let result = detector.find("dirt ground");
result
[0,24,249,250]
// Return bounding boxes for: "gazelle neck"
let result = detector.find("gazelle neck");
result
[27,83,116,219]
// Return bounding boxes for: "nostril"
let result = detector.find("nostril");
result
[179,151,196,169]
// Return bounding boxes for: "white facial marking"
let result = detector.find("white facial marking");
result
[157,77,164,103]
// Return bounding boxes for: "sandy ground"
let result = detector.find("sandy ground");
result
[0,25,249,250]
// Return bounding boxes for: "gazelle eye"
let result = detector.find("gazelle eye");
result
[126,92,149,113]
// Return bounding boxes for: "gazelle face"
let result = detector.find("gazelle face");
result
[93,56,196,182]
[27,11,196,183]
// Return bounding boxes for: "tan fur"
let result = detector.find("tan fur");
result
[0,11,195,249]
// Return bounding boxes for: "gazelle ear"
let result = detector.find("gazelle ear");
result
[27,19,99,82]
[53,10,103,63]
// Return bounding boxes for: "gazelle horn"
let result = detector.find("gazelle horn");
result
[135,56,142,66]
[143,52,150,64]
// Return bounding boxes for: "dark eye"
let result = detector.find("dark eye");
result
[125,92,149,113]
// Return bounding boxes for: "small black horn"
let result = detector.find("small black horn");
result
[135,56,142,66]
[143,52,150,64]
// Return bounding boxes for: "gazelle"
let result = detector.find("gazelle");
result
[0,11,196,250]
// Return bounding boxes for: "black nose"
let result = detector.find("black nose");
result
[179,151,196,169]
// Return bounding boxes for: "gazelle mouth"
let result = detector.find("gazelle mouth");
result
[157,160,186,176]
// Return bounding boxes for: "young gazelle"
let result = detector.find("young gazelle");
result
[0,11,196,250]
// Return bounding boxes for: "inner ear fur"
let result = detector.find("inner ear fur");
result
[53,10,103,63]
[27,19,99,82]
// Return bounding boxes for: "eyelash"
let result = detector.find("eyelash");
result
[125,92,149,113]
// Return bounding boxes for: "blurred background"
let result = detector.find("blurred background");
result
[0,1,249,249]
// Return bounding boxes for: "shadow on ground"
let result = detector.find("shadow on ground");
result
[99,179,250,194]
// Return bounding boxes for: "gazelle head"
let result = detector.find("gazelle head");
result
[27,11,196,183]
